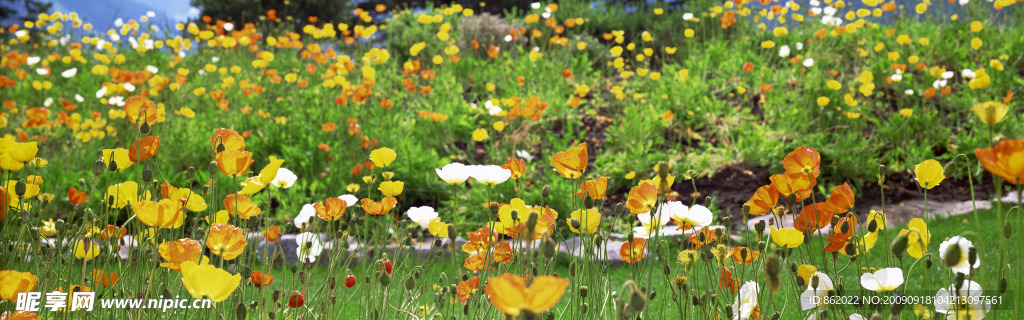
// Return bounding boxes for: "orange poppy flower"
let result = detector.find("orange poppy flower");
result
[743,184,778,215]
[315,197,347,221]
[464,253,487,271]
[91,269,119,287]
[822,183,855,214]
[206,223,247,260]
[250,271,274,287]
[318,143,330,152]
[360,197,397,216]
[618,238,647,263]
[975,139,1024,185]
[483,274,569,317]
[68,187,89,206]
[730,247,760,264]
[321,122,336,132]
[625,182,658,214]
[688,226,718,247]
[0,311,40,319]
[573,176,609,200]
[216,149,254,177]
[457,276,480,303]
[782,146,821,179]
[0,270,38,301]
[123,95,158,127]
[158,238,203,271]
[493,241,514,263]
[223,193,261,219]
[501,157,527,180]
[769,172,815,201]
[794,202,832,232]
[132,199,186,229]
[562,69,573,79]
[719,267,739,294]
[263,226,281,242]
[462,225,497,253]
[549,142,588,179]
[99,225,126,240]
[210,128,245,153]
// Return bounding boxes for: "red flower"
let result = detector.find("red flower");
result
[288,291,304,308]
[380,260,393,275]
[68,187,89,205]
[345,274,356,288]
[250,271,274,287]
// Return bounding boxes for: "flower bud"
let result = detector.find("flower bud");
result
[942,243,962,268]
[629,289,647,312]
[379,272,391,287]
[569,218,582,231]
[579,286,588,298]
[447,225,457,242]
[187,167,196,180]
[925,255,933,269]
[742,204,751,215]
[143,167,153,183]
[584,196,594,209]
[235,303,247,320]
[14,180,26,196]
[490,203,500,215]
[967,247,978,267]
[754,220,766,234]
[405,276,416,291]
[722,217,731,229]
[139,121,151,135]
[1004,222,1012,239]
[541,185,551,198]
[542,238,556,259]
[93,159,106,176]
[999,277,1007,293]
[890,234,908,260]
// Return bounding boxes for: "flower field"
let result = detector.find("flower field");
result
[1,0,1023,318]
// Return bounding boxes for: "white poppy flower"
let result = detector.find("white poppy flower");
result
[811,7,823,15]
[796,42,804,50]
[114,18,124,27]
[224,23,234,31]
[516,150,534,161]
[905,89,915,95]
[800,272,834,311]
[468,165,511,186]
[942,71,955,79]
[436,162,470,185]
[779,45,791,57]
[110,34,121,42]
[961,69,975,79]
[809,0,821,6]
[531,2,541,9]
[294,204,316,228]
[683,13,694,20]
[146,11,156,17]
[663,201,714,229]
[43,97,53,107]
[61,68,78,78]
[146,65,159,74]
[939,236,979,274]
[295,232,324,263]
[36,68,48,76]
[338,194,359,207]
[541,12,550,18]
[803,58,815,67]
[27,56,41,65]
[485,99,502,115]
[934,280,989,320]
[860,268,904,292]
[504,34,512,42]
[407,206,438,229]
[824,6,837,15]
[271,168,297,188]
[124,83,136,92]
[732,281,760,320]
[632,209,672,238]
[75,94,84,102]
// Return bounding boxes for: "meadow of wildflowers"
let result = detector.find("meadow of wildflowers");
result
[0,0,1023,318]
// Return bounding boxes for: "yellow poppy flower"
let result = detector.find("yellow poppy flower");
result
[914,159,945,189]
[864,210,886,250]
[427,218,449,238]
[971,101,1009,126]
[484,274,569,316]
[101,148,135,171]
[74,240,100,260]
[898,218,930,258]
[369,147,397,167]
[769,226,804,248]
[378,180,405,197]
[105,181,151,209]
[180,261,241,303]
[132,198,186,229]
[567,208,601,234]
